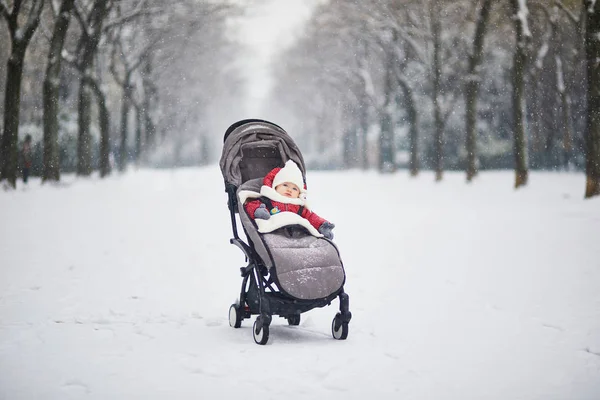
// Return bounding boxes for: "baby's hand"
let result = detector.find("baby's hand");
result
[318,222,335,240]
[254,204,271,220]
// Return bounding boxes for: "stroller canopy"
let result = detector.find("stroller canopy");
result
[220,119,306,187]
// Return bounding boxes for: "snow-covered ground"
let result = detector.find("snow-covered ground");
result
[1,167,599,399]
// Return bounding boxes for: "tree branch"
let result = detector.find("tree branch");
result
[21,0,45,43]
[554,0,579,24]
[86,75,105,102]
[441,92,459,132]
[130,91,142,111]
[4,0,19,33]
[0,1,9,22]
[72,0,89,37]
[396,30,428,65]
[128,39,159,72]
[12,0,23,18]
[109,41,125,87]
[38,14,54,43]
[102,0,150,32]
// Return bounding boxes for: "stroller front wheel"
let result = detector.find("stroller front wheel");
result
[253,317,270,345]
[229,304,242,328]
[331,313,349,340]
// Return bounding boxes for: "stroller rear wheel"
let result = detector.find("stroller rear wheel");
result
[253,316,270,345]
[286,314,301,326]
[229,304,243,328]
[331,313,349,340]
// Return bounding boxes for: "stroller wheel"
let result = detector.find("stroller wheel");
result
[286,314,301,326]
[229,304,242,328]
[331,313,349,340]
[253,317,270,345]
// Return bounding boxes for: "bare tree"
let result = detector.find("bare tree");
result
[86,78,110,177]
[72,0,111,176]
[43,0,76,182]
[465,0,493,182]
[137,0,237,166]
[79,0,166,176]
[430,0,444,181]
[405,0,463,181]
[551,10,575,169]
[108,19,154,171]
[510,0,531,188]
[0,0,45,188]
[398,75,419,176]
[140,53,156,159]
[387,3,425,176]
[379,29,397,173]
[584,0,600,198]
[530,2,580,170]
[266,2,374,167]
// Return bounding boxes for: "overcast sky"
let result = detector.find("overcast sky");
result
[232,0,321,115]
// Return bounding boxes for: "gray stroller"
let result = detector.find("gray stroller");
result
[220,119,352,345]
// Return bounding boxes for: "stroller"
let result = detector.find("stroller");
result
[220,119,352,345]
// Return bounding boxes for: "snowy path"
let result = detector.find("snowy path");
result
[1,167,599,399]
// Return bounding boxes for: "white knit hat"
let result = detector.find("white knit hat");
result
[272,160,306,193]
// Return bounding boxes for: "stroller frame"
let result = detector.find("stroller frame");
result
[222,119,351,345]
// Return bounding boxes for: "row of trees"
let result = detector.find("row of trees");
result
[0,0,242,189]
[267,0,600,198]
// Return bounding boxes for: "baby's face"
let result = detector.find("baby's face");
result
[275,182,301,198]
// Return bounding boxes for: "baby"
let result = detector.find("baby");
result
[243,160,335,239]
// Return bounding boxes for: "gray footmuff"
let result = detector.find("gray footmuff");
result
[262,229,345,300]
[237,179,345,301]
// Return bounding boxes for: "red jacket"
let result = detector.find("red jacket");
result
[245,198,326,230]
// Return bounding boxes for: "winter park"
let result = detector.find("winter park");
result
[1,0,600,399]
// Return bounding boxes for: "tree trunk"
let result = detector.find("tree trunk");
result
[584,0,600,198]
[342,129,351,169]
[465,0,493,182]
[135,104,142,165]
[75,0,110,176]
[547,6,574,170]
[141,55,157,159]
[398,79,419,177]
[559,78,573,168]
[144,111,156,162]
[530,72,543,166]
[119,84,132,171]
[379,108,394,173]
[88,79,111,177]
[357,38,370,171]
[99,94,111,178]
[43,0,75,182]
[200,135,210,165]
[379,33,396,173]
[0,47,26,188]
[431,1,444,182]
[360,103,369,170]
[77,75,94,175]
[511,0,530,188]
[0,0,45,188]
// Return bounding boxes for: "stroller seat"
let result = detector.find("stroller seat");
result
[237,178,345,301]
[220,119,352,345]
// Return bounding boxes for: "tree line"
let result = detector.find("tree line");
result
[0,0,241,189]
[267,0,600,199]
